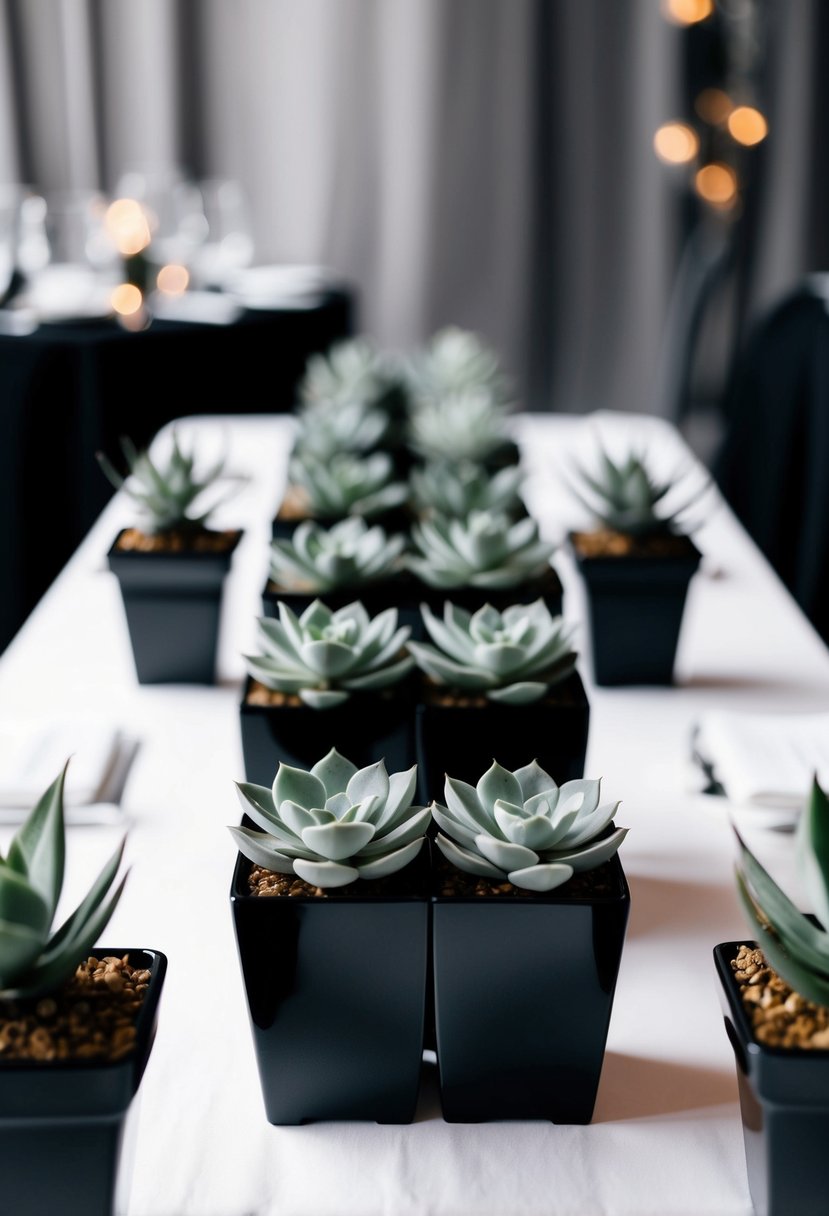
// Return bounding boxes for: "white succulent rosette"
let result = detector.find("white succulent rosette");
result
[409,599,577,705]
[407,389,513,464]
[230,749,430,889]
[409,461,524,520]
[268,517,406,594]
[405,326,510,404]
[289,450,408,521]
[407,510,555,590]
[299,338,389,409]
[293,398,392,461]
[432,760,627,892]
[244,599,414,708]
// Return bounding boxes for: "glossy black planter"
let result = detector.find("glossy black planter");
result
[239,677,416,786]
[714,941,829,1216]
[416,563,564,623]
[230,848,429,1124]
[569,534,701,686]
[433,855,629,1122]
[107,530,242,684]
[262,573,423,639]
[0,947,166,1216]
[415,670,590,804]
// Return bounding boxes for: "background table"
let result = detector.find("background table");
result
[2,410,828,1216]
[0,288,352,653]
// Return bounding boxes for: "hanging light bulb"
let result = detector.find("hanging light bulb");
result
[695,88,733,126]
[654,122,700,164]
[727,106,768,146]
[662,0,714,26]
[694,163,738,208]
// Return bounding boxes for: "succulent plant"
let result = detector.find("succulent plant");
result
[97,431,232,534]
[299,338,408,418]
[288,451,408,522]
[409,600,577,705]
[406,326,510,404]
[244,599,414,708]
[0,762,127,999]
[407,510,555,590]
[230,748,430,888]
[407,389,514,465]
[293,398,392,461]
[268,517,406,594]
[735,778,829,1008]
[432,760,626,892]
[568,446,708,537]
[409,461,525,520]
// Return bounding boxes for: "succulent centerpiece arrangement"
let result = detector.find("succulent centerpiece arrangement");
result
[0,763,166,1216]
[407,509,563,618]
[239,599,417,784]
[100,431,242,683]
[410,599,589,795]
[714,778,829,1216]
[229,750,430,1124]
[409,460,526,522]
[429,759,629,1122]
[566,444,706,686]
[274,450,409,540]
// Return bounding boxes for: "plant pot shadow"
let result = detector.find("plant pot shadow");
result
[626,874,739,939]
[593,1052,737,1122]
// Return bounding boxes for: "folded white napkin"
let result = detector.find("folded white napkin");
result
[694,710,829,817]
[224,264,333,309]
[0,721,128,818]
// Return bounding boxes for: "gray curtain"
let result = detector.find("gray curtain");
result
[0,0,821,415]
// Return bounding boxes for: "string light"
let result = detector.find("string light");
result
[662,0,714,26]
[111,283,143,316]
[694,163,738,208]
[654,122,699,164]
[695,88,733,126]
[104,198,151,257]
[156,264,190,296]
[727,106,768,146]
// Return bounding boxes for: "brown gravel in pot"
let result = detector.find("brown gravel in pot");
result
[731,944,829,1049]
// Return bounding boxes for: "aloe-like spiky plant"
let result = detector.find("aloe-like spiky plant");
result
[408,390,514,465]
[230,749,429,888]
[244,599,414,708]
[299,338,407,417]
[432,760,626,892]
[407,511,555,590]
[409,461,525,520]
[735,778,829,1008]
[568,446,708,537]
[0,763,127,999]
[409,600,577,705]
[98,431,232,534]
[288,451,408,522]
[268,517,406,594]
[406,327,510,404]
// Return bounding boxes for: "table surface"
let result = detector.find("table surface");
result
[2,411,828,1216]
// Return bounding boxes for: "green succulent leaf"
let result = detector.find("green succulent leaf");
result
[6,762,67,919]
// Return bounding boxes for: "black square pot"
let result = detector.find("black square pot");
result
[230,848,430,1124]
[239,677,417,787]
[569,534,701,686]
[416,563,564,622]
[415,670,590,804]
[261,574,423,639]
[0,947,166,1216]
[271,506,410,542]
[433,855,629,1122]
[714,941,829,1216]
[107,530,242,684]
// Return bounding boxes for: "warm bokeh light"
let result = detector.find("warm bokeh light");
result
[727,106,768,146]
[156,263,190,295]
[695,88,733,126]
[694,163,738,208]
[111,283,144,316]
[105,198,151,256]
[662,0,714,25]
[653,122,699,164]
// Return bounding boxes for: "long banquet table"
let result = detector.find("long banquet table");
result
[2,411,828,1216]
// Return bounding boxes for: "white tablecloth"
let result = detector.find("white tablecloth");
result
[3,411,828,1216]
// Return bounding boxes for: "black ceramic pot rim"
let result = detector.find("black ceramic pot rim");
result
[107,528,243,561]
[238,673,416,713]
[262,570,416,603]
[0,947,167,1074]
[714,940,829,1060]
[414,563,563,599]
[566,529,702,565]
[415,667,588,710]
[432,848,630,906]
[229,843,431,905]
